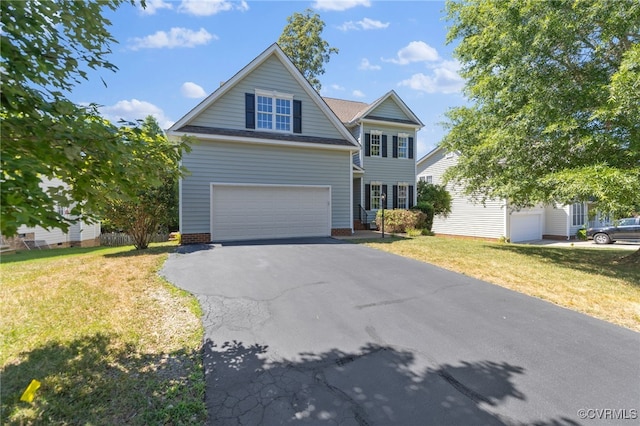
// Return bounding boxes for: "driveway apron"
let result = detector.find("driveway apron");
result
[161,238,640,426]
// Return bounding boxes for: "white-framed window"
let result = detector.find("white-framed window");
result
[398,133,409,159]
[256,90,292,132]
[371,183,382,210]
[370,131,381,157]
[419,175,433,184]
[397,184,408,209]
[571,202,585,226]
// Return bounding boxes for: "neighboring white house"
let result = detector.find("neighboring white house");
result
[167,44,423,243]
[5,177,101,250]
[417,147,589,242]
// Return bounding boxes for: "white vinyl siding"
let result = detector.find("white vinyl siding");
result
[180,140,352,234]
[418,149,506,239]
[190,56,344,140]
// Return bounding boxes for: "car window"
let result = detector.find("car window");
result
[618,218,633,226]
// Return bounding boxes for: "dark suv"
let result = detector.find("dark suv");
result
[586,217,640,244]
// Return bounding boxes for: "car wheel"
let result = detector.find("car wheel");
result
[593,233,611,244]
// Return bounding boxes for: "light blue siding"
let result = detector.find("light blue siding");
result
[181,140,352,234]
[191,56,344,140]
[368,98,408,121]
[361,123,416,216]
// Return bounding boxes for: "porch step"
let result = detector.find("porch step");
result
[354,220,369,231]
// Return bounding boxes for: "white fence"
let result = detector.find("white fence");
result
[100,232,170,247]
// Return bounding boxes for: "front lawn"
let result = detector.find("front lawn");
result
[0,243,207,425]
[360,237,640,332]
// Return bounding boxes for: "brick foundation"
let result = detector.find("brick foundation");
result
[181,233,212,244]
[331,228,353,236]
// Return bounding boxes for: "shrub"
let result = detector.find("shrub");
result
[411,201,434,231]
[406,227,423,237]
[375,209,428,233]
[576,228,587,241]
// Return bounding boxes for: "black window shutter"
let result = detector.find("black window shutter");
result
[365,184,371,210]
[245,93,255,129]
[409,137,414,159]
[393,185,398,209]
[392,136,398,158]
[409,185,415,208]
[364,133,371,157]
[382,135,388,157]
[293,100,302,133]
[382,184,388,208]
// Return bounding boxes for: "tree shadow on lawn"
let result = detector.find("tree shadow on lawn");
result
[487,244,640,286]
[1,333,206,425]
[202,339,579,425]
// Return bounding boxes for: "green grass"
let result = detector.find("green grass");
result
[359,236,640,332]
[0,243,207,425]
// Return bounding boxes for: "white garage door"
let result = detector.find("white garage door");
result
[510,214,542,242]
[211,184,331,242]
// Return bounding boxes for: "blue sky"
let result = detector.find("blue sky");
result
[71,0,467,158]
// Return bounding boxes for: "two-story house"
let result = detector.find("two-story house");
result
[168,44,423,243]
[324,93,423,230]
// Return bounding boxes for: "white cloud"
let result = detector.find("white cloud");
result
[178,0,248,16]
[398,62,465,94]
[330,84,345,91]
[358,58,381,71]
[352,90,366,98]
[313,0,370,11]
[100,99,174,129]
[384,41,439,65]
[338,17,389,31]
[138,0,173,15]
[130,27,216,50]
[181,82,207,98]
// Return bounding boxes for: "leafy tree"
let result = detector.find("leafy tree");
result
[442,0,640,220]
[417,182,452,218]
[0,0,165,237]
[102,117,186,250]
[278,8,339,91]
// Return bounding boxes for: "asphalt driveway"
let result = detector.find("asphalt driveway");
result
[161,238,639,425]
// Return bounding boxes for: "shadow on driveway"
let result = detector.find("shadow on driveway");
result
[203,338,578,425]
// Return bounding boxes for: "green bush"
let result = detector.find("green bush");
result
[576,228,587,241]
[375,209,428,233]
[411,201,434,231]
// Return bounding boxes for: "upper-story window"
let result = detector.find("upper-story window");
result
[370,132,381,157]
[255,90,293,132]
[419,175,433,183]
[398,134,408,159]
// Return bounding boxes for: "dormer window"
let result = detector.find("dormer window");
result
[256,90,293,132]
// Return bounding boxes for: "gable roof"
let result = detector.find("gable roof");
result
[322,97,369,124]
[167,43,359,150]
[360,90,424,127]
[323,91,424,129]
